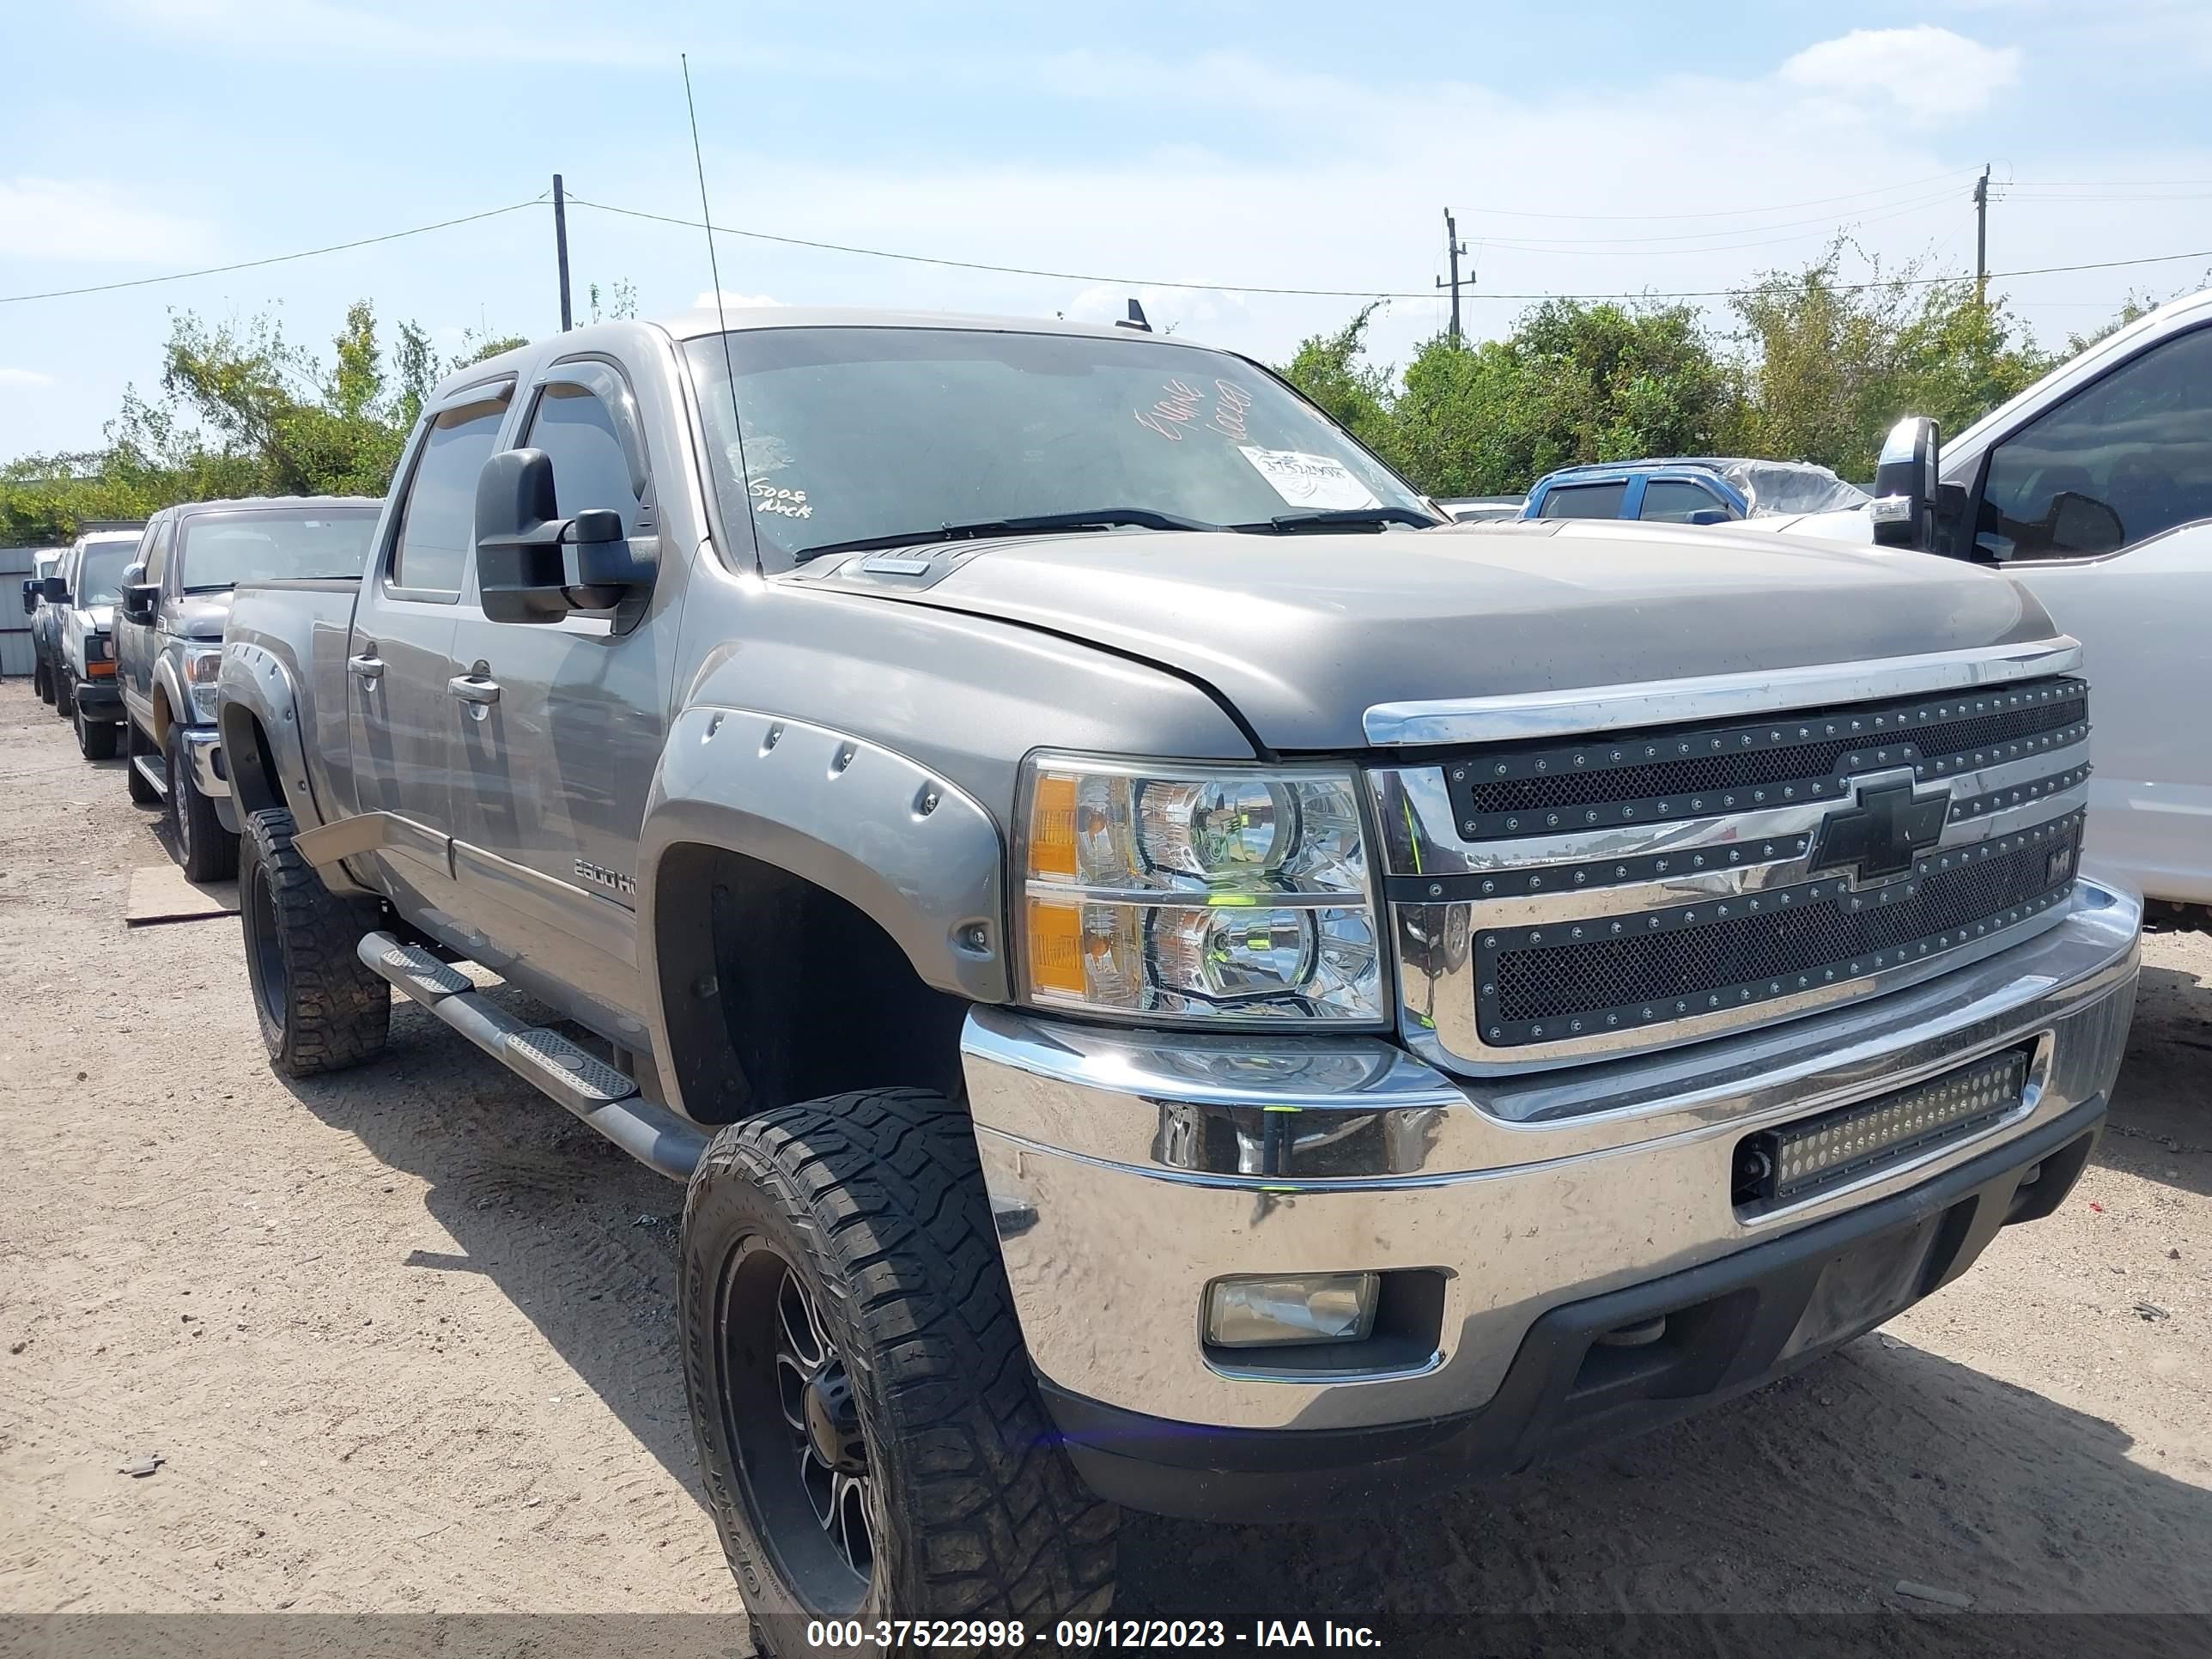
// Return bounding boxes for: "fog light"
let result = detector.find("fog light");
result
[1204,1273,1378,1348]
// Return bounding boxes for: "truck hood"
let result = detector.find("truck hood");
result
[76,604,114,632]
[173,592,234,641]
[811,520,2056,750]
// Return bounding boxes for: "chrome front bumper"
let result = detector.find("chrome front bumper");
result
[962,878,2140,1434]
[178,723,228,799]
[177,724,237,831]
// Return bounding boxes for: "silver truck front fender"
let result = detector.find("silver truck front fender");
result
[149,653,192,744]
[216,641,325,830]
[637,705,1009,1007]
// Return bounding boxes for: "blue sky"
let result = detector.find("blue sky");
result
[3,0,2209,459]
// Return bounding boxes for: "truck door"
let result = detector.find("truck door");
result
[1966,321,2212,908]
[346,380,514,918]
[118,518,167,729]
[441,356,675,1029]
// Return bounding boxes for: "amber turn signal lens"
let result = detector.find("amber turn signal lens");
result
[84,660,116,678]
[1025,897,1086,997]
[1028,772,1079,880]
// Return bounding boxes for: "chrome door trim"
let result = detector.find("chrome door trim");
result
[1362,636,2081,746]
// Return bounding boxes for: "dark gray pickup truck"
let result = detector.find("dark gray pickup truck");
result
[217,307,2140,1643]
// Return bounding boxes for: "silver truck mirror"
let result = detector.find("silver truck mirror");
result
[476,448,653,624]
[1870,416,1941,550]
[41,574,67,604]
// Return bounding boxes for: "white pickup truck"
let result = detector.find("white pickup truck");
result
[1747,289,2212,929]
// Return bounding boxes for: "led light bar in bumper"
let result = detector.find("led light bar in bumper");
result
[1735,1048,2032,1209]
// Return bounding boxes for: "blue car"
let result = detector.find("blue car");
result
[1521,457,1868,525]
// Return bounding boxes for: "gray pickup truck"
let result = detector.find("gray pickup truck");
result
[218,307,2141,1640]
[113,495,380,879]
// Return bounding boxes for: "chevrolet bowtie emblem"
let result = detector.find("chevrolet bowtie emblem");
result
[1811,775,1950,883]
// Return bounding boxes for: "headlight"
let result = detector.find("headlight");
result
[183,646,223,719]
[1019,755,1385,1024]
[87,635,112,662]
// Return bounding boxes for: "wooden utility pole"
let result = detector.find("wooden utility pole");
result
[553,173,574,331]
[1436,208,1472,343]
[1972,165,1990,305]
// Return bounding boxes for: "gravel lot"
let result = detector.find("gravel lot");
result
[0,675,2206,1644]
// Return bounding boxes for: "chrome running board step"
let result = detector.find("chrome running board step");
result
[356,931,706,1182]
[132,753,170,799]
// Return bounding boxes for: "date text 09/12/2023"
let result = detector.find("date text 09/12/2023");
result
[801,1618,1385,1650]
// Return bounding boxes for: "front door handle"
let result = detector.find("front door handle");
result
[348,653,384,680]
[448,674,501,706]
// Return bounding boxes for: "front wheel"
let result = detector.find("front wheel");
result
[167,725,237,881]
[74,695,118,761]
[33,659,52,704]
[53,669,73,720]
[681,1088,1116,1652]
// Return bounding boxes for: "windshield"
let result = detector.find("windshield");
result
[76,542,138,605]
[684,326,1431,566]
[179,508,378,589]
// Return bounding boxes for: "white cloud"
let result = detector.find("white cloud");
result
[0,368,58,388]
[0,178,213,264]
[693,290,781,311]
[1779,27,2021,121]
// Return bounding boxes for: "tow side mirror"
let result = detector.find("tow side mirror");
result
[474,448,653,625]
[20,580,35,617]
[41,574,68,604]
[119,564,157,626]
[1869,416,1941,550]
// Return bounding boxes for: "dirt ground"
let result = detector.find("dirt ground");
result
[0,675,2206,1644]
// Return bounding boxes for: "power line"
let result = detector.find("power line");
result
[565,193,2212,303]
[0,198,547,306]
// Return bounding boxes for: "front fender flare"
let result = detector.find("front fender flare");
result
[216,641,324,830]
[638,707,1009,1007]
[149,654,191,744]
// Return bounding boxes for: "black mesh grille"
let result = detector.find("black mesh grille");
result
[1480,815,2081,1041]
[1466,738,1868,817]
[1449,677,2087,836]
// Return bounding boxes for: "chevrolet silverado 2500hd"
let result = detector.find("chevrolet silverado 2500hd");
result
[216,309,2140,1641]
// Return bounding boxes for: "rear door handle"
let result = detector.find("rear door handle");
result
[448,674,501,706]
[348,653,384,680]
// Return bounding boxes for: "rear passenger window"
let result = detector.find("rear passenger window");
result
[1639,480,1725,523]
[524,374,647,533]
[1539,482,1628,519]
[391,395,507,593]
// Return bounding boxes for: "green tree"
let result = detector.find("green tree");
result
[1280,303,1406,470]
[0,298,502,541]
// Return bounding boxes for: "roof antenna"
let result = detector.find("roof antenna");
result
[682,53,757,560]
[1116,297,1152,332]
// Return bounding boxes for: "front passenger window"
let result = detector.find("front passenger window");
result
[524,376,647,533]
[1977,326,2212,561]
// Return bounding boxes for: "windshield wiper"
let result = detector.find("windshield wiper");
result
[1231,507,1443,533]
[793,508,1220,564]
